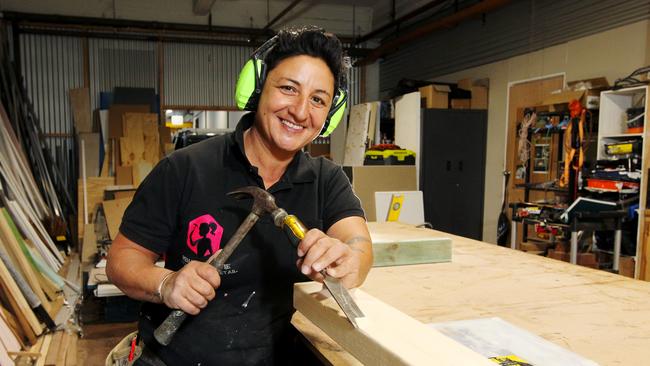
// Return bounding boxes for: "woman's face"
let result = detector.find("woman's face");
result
[255,54,335,154]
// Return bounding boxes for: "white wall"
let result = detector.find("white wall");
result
[0,0,373,36]
[435,20,650,243]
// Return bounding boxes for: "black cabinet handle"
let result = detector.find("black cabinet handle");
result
[458,161,463,171]
[446,161,451,171]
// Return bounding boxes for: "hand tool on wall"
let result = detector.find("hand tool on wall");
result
[153,186,279,346]
[268,200,365,328]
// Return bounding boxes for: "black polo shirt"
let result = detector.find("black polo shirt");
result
[120,112,364,365]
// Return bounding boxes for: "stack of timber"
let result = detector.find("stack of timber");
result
[0,44,78,366]
[0,27,74,240]
[0,119,79,364]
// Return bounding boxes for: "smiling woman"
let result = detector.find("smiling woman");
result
[106,25,373,366]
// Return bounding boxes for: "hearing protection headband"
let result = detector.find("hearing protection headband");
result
[234,34,348,137]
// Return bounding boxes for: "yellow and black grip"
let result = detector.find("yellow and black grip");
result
[272,209,308,247]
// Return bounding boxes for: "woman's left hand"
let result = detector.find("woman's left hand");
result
[296,228,364,289]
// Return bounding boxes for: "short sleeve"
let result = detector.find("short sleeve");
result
[322,164,365,231]
[119,157,181,254]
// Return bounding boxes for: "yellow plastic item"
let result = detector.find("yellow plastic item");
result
[386,194,404,222]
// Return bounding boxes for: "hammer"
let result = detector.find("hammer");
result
[153,186,279,346]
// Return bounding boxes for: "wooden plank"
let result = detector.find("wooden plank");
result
[35,333,52,366]
[0,340,15,366]
[101,197,133,240]
[44,331,62,366]
[65,333,77,366]
[77,177,115,240]
[108,104,149,139]
[132,161,153,187]
[35,271,60,302]
[113,191,135,200]
[78,133,100,178]
[0,306,25,350]
[119,136,143,167]
[294,282,493,365]
[0,249,42,341]
[81,223,97,265]
[343,103,371,166]
[0,312,20,353]
[142,117,160,164]
[0,209,51,313]
[369,222,451,267]
[55,332,69,366]
[69,88,92,133]
[115,165,133,186]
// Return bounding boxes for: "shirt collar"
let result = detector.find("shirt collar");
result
[232,113,316,185]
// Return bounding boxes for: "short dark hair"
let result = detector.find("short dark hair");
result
[264,26,349,92]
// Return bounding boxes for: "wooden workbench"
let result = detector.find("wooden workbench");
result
[292,222,650,365]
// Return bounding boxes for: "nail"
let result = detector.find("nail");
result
[297,249,304,257]
[301,265,309,275]
[312,263,322,272]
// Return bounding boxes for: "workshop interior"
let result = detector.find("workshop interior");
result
[0,0,650,365]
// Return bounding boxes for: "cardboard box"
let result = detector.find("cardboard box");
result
[470,86,488,109]
[457,78,489,90]
[456,79,489,109]
[450,99,471,109]
[342,166,417,221]
[419,84,450,109]
[567,77,610,109]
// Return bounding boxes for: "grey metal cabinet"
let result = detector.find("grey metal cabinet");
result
[420,109,487,240]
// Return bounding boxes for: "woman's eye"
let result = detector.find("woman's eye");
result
[280,85,295,92]
[311,96,326,106]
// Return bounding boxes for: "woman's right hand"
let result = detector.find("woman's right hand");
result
[160,261,221,315]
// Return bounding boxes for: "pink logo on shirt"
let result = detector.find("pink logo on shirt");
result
[186,214,223,257]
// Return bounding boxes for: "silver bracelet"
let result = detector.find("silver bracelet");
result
[154,271,175,303]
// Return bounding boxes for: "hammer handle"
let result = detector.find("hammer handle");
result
[153,211,260,346]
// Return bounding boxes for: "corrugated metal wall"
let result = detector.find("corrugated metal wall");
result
[19,34,84,191]
[18,34,364,186]
[163,42,252,107]
[380,0,650,93]
[88,38,158,112]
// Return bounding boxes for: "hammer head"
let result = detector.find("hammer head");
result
[227,186,280,217]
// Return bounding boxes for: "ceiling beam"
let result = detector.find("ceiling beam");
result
[355,0,447,45]
[356,0,512,66]
[263,0,303,31]
[193,0,217,15]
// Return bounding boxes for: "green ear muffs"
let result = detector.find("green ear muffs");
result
[320,88,347,137]
[234,34,348,137]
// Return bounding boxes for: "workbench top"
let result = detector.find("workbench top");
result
[292,222,650,365]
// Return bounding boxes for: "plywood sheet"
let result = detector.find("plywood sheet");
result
[69,88,92,133]
[120,113,159,168]
[102,198,133,240]
[343,103,371,166]
[132,161,153,187]
[108,104,149,139]
[115,165,133,186]
[294,282,493,366]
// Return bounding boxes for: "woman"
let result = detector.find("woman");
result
[106,26,373,365]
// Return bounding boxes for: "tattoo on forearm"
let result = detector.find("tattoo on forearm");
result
[346,236,370,245]
[345,236,370,254]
